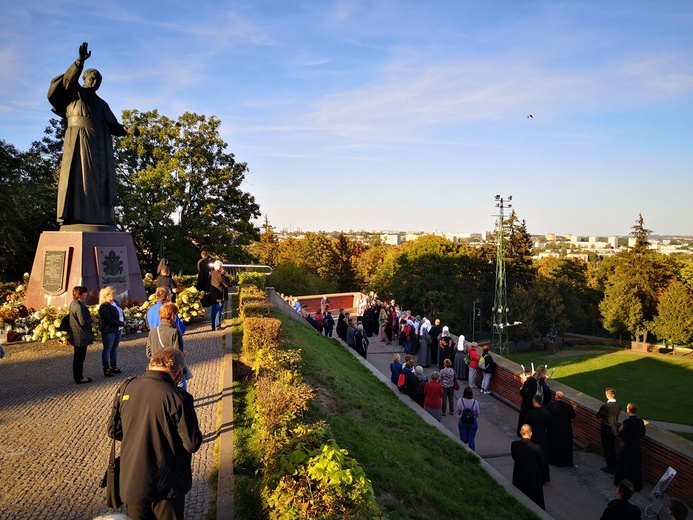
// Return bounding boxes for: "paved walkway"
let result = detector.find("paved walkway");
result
[0,319,226,520]
[0,305,670,520]
[343,336,660,520]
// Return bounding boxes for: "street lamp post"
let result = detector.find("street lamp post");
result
[472,299,481,342]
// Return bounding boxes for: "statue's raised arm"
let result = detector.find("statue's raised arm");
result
[48,43,138,229]
[78,42,91,62]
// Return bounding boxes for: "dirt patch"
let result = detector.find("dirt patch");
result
[310,385,339,415]
[232,358,254,383]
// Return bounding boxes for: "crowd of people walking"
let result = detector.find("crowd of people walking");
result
[293,292,676,520]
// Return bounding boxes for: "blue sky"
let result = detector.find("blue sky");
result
[1,1,692,236]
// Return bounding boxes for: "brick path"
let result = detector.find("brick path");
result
[0,321,225,520]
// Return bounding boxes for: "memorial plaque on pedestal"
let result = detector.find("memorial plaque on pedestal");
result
[42,250,68,293]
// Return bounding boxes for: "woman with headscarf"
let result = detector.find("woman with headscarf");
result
[453,334,468,380]
[417,317,432,367]
[437,326,456,370]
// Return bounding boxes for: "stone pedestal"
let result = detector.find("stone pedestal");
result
[24,229,146,310]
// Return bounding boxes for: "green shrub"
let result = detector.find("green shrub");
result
[255,348,303,378]
[243,317,282,363]
[265,439,381,519]
[239,272,267,290]
[255,371,315,438]
[239,285,268,305]
[241,301,273,320]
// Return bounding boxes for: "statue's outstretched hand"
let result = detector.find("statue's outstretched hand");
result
[126,126,141,137]
[79,42,91,62]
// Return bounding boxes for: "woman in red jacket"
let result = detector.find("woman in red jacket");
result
[424,371,444,422]
[467,342,481,388]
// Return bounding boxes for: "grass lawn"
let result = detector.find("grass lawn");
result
[506,347,693,425]
[279,315,540,520]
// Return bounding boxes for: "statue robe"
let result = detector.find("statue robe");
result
[48,59,127,225]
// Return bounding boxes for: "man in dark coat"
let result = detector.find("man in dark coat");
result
[209,261,229,331]
[195,251,211,293]
[596,387,622,474]
[428,319,443,365]
[511,424,545,510]
[614,403,646,491]
[109,348,202,520]
[524,395,551,483]
[547,391,576,467]
[336,308,347,341]
[600,479,641,520]
[517,367,536,435]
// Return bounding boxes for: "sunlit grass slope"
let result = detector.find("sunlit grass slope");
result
[280,315,540,520]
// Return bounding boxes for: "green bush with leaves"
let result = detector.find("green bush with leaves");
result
[255,371,315,438]
[243,317,282,363]
[239,286,381,519]
[241,301,273,320]
[265,440,381,520]
[239,271,266,290]
[239,285,268,305]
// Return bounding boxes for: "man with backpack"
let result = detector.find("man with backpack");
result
[479,345,495,395]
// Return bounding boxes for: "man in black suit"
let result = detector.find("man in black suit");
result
[525,395,551,483]
[596,387,621,474]
[511,424,545,510]
[547,391,576,467]
[614,403,646,491]
[599,479,641,520]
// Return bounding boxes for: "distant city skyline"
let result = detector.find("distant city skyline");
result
[274,227,693,240]
[1,2,692,236]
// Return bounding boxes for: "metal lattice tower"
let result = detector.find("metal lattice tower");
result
[493,195,512,355]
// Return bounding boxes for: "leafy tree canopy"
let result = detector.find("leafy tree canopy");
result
[650,279,693,346]
[115,110,260,274]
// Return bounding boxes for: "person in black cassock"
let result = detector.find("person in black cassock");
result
[547,391,576,467]
[517,366,536,435]
[613,403,646,492]
[196,251,211,293]
[596,387,622,474]
[600,479,641,520]
[511,424,545,510]
[336,309,347,341]
[524,395,551,483]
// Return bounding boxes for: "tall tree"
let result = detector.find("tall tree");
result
[248,215,279,267]
[629,213,652,253]
[331,233,362,292]
[115,110,260,274]
[599,277,645,341]
[503,210,535,289]
[0,131,59,281]
[598,215,673,341]
[297,232,337,280]
[650,280,693,348]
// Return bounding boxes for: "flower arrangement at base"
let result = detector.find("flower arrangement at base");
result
[175,287,204,323]
[122,306,146,334]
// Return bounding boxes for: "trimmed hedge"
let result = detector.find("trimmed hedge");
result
[238,287,381,519]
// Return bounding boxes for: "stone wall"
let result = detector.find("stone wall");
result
[293,293,359,315]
